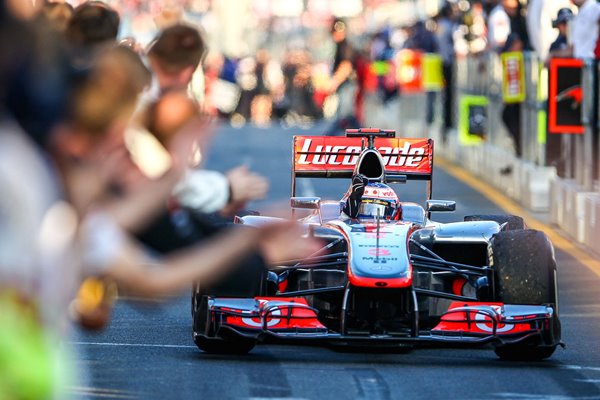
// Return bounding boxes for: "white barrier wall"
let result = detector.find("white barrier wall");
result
[584,194,600,252]
[551,178,598,246]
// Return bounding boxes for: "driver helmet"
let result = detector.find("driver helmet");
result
[358,182,400,220]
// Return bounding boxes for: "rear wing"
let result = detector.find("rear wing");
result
[291,134,434,198]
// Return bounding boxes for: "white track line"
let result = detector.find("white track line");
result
[69,341,196,349]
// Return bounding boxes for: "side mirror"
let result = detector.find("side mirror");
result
[426,200,456,212]
[291,197,321,210]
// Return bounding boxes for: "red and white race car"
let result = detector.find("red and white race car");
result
[191,129,562,360]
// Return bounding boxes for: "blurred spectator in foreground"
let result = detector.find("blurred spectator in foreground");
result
[0,11,74,398]
[0,11,321,399]
[36,1,74,33]
[326,18,360,135]
[60,44,318,305]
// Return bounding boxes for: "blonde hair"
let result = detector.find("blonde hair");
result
[71,46,151,135]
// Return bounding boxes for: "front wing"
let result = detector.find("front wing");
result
[193,297,560,348]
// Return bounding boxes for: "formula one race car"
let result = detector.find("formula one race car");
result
[191,129,562,360]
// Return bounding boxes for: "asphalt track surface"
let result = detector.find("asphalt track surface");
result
[70,124,600,400]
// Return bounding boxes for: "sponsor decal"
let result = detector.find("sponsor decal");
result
[241,299,281,328]
[294,136,432,175]
[432,302,534,335]
[474,305,514,333]
[361,256,397,263]
[358,244,400,248]
[224,298,326,331]
[364,187,396,198]
[368,248,391,256]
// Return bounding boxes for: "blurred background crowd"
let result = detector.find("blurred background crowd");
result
[23,0,578,130]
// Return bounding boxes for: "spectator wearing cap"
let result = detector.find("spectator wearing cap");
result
[570,0,600,59]
[526,0,571,61]
[549,8,574,57]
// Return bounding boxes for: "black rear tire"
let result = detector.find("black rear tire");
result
[465,215,525,230]
[488,230,560,361]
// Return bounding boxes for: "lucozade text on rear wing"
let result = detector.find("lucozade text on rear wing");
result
[291,131,434,199]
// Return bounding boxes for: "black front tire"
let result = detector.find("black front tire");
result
[494,345,556,361]
[488,229,560,361]
[489,229,557,305]
[193,336,256,355]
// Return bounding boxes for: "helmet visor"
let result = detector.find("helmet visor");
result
[358,199,396,219]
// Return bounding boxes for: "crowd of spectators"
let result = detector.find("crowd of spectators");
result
[38,0,600,134]
[30,1,600,134]
[0,1,323,398]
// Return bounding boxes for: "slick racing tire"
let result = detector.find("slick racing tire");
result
[489,229,557,305]
[488,229,559,361]
[493,344,556,361]
[464,214,525,230]
[193,336,256,355]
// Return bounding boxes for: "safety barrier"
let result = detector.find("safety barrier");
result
[360,51,599,257]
